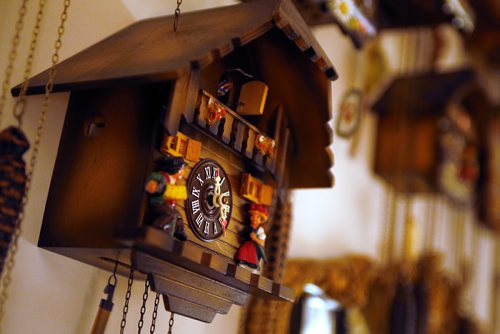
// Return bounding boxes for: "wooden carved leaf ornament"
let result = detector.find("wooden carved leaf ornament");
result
[0,127,29,273]
[255,134,275,157]
[206,97,227,126]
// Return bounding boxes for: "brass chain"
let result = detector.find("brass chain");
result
[149,292,160,334]
[168,313,175,334]
[137,278,150,333]
[0,0,30,127]
[173,0,183,32]
[0,0,71,326]
[120,268,135,333]
[13,0,47,128]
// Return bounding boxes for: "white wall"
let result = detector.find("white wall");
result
[0,1,496,333]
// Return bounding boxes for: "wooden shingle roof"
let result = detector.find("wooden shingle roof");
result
[15,0,337,188]
[14,0,337,96]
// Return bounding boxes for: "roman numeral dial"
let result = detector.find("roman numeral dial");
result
[185,159,232,242]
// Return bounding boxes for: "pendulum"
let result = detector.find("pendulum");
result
[90,261,117,334]
[0,126,29,274]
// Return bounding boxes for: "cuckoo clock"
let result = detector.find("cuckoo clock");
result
[371,69,474,193]
[376,0,475,32]
[13,0,337,323]
[287,0,377,48]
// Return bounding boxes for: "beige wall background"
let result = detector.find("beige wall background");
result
[0,0,495,333]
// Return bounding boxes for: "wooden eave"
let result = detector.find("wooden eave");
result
[371,69,475,116]
[376,0,474,29]
[12,0,337,96]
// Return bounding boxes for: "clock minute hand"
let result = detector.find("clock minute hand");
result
[214,175,221,208]
[214,174,230,236]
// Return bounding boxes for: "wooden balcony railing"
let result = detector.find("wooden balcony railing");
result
[192,90,279,176]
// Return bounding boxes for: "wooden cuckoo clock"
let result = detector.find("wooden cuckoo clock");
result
[371,69,474,193]
[13,0,338,324]
[286,0,377,48]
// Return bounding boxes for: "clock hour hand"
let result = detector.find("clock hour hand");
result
[214,173,229,236]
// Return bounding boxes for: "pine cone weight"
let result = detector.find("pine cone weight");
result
[0,127,29,273]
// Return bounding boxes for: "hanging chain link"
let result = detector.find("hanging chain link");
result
[168,312,175,334]
[173,0,183,32]
[137,278,150,333]
[149,292,160,334]
[13,0,47,128]
[109,260,118,286]
[0,0,71,325]
[120,268,135,334]
[0,0,29,127]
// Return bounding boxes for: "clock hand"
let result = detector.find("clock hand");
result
[214,174,221,208]
[214,173,231,236]
[219,203,229,237]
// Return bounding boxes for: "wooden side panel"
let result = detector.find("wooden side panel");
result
[374,112,439,192]
[39,84,169,248]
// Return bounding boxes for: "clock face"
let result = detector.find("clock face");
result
[185,159,232,241]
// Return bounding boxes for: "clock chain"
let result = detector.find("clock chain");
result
[173,0,183,32]
[0,0,71,325]
[149,292,160,334]
[168,312,175,334]
[120,268,135,334]
[0,0,29,127]
[13,0,47,128]
[137,278,150,333]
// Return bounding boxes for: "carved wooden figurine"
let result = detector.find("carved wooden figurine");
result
[235,204,269,272]
[145,157,188,241]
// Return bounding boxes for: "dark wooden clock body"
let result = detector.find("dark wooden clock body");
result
[15,0,337,324]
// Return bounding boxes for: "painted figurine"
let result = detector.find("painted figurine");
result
[235,204,269,272]
[145,156,188,241]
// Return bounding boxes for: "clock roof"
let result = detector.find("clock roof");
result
[14,0,337,188]
[13,0,337,95]
[371,69,475,116]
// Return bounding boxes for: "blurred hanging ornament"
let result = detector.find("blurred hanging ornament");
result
[336,88,362,138]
